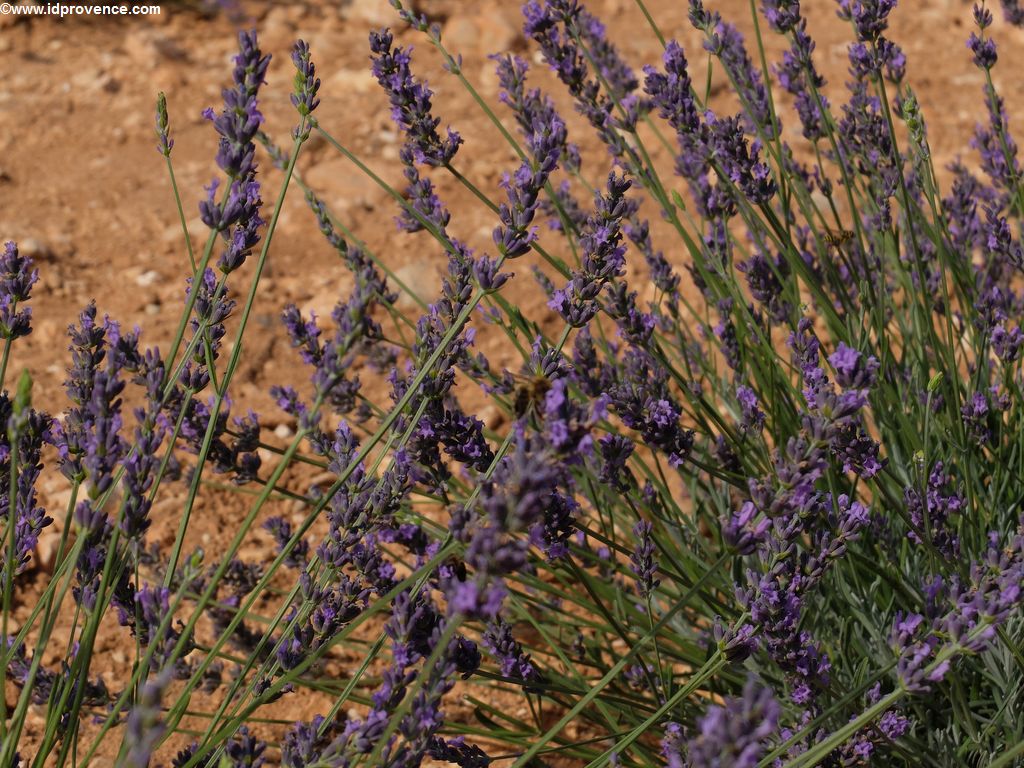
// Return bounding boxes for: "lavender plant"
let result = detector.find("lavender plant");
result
[3,0,1024,765]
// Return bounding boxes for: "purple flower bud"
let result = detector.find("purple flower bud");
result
[0,242,38,340]
[290,40,321,121]
[630,520,660,598]
[155,92,173,157]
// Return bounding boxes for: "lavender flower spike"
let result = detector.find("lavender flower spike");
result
[369,28,461,166]
[155,91,173,157]
[0,241,38,341]
[663,676,779,767]
[201,30,269,274]
[291,40,321,127]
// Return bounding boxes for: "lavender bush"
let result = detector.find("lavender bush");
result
[3,0,1024,765]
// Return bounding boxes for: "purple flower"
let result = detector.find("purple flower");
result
[548,174,631,327]
[1000,0,1024,25]
[493,53,580,172]
[643,41,700,137]
[180,268,234,392]
[736,385,766,431]
[723,502,770,555]
[968,31,998,70]
[761,0,801,32]
[397,147,451,234]
[597,433,634,491]
[961,389,999,445]
[263,516,309,569]
[828,342,879,389]
[482,617,540,684]
[369,29,461,166]
[447,437,563,617]
[281,715,333,767]
[523,1,635,162]
[972,86,1021,200]
[290,40,321,120]
[0,382,53,580]
[894,527,1024,692]
[226,725,267,767]
[905,462,963,558]
[709,22,775,134]
[428,736,491,768]
[775,22,828,140]
[492,128,561,259]
[200,31,268,274]
[673,677,780,767]
[609,349,694,468]
[0,241,38,340]
[123,673,170,768]
[630,520,660,598]
[991,323,1024,361]
[706,113,776,204]
[280,274,381,418]
[738,251,790,324]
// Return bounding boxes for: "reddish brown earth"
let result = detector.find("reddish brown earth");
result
[1,0,1022,763]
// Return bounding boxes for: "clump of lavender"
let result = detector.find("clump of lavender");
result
[7,1,1024,765]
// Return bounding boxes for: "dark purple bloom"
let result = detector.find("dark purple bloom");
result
[670,676,780,767]
[548,174,631,327]
[1000,0,1024,25]
[736,385,766,430]
[961,389,998,445]
[629,520,659,598]
[839,0,898,43]
[226,725,267,767]
[905,462,962,557]
[894,526,1024,692]
[775,21,828,141]
[596,434,634,493]
[428,736,491,768]
[706,113,776,204]
[446,437,562,618]
[0,383,53,580]
[281,715,333,767]
[739,251,790,325]
[761,0,801,32]
[723,502,770,555]
[280,278,381,419]
[263,516,309,569]
[369,29,461,166]
[968,31,998,69]
[644,40,700,138]
[492,122,562,259]
[0,241,38,341]
[523,1,636,162]
[493,54,581,172]
[482,617,540,684]
[828,342,879,389]
[693,10,775,135]
[397,147,451,234]
[991,322,1024,361]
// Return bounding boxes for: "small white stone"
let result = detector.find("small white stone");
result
[135,269,161,287]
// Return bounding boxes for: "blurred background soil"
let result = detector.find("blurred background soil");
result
[1,0,1022,762]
